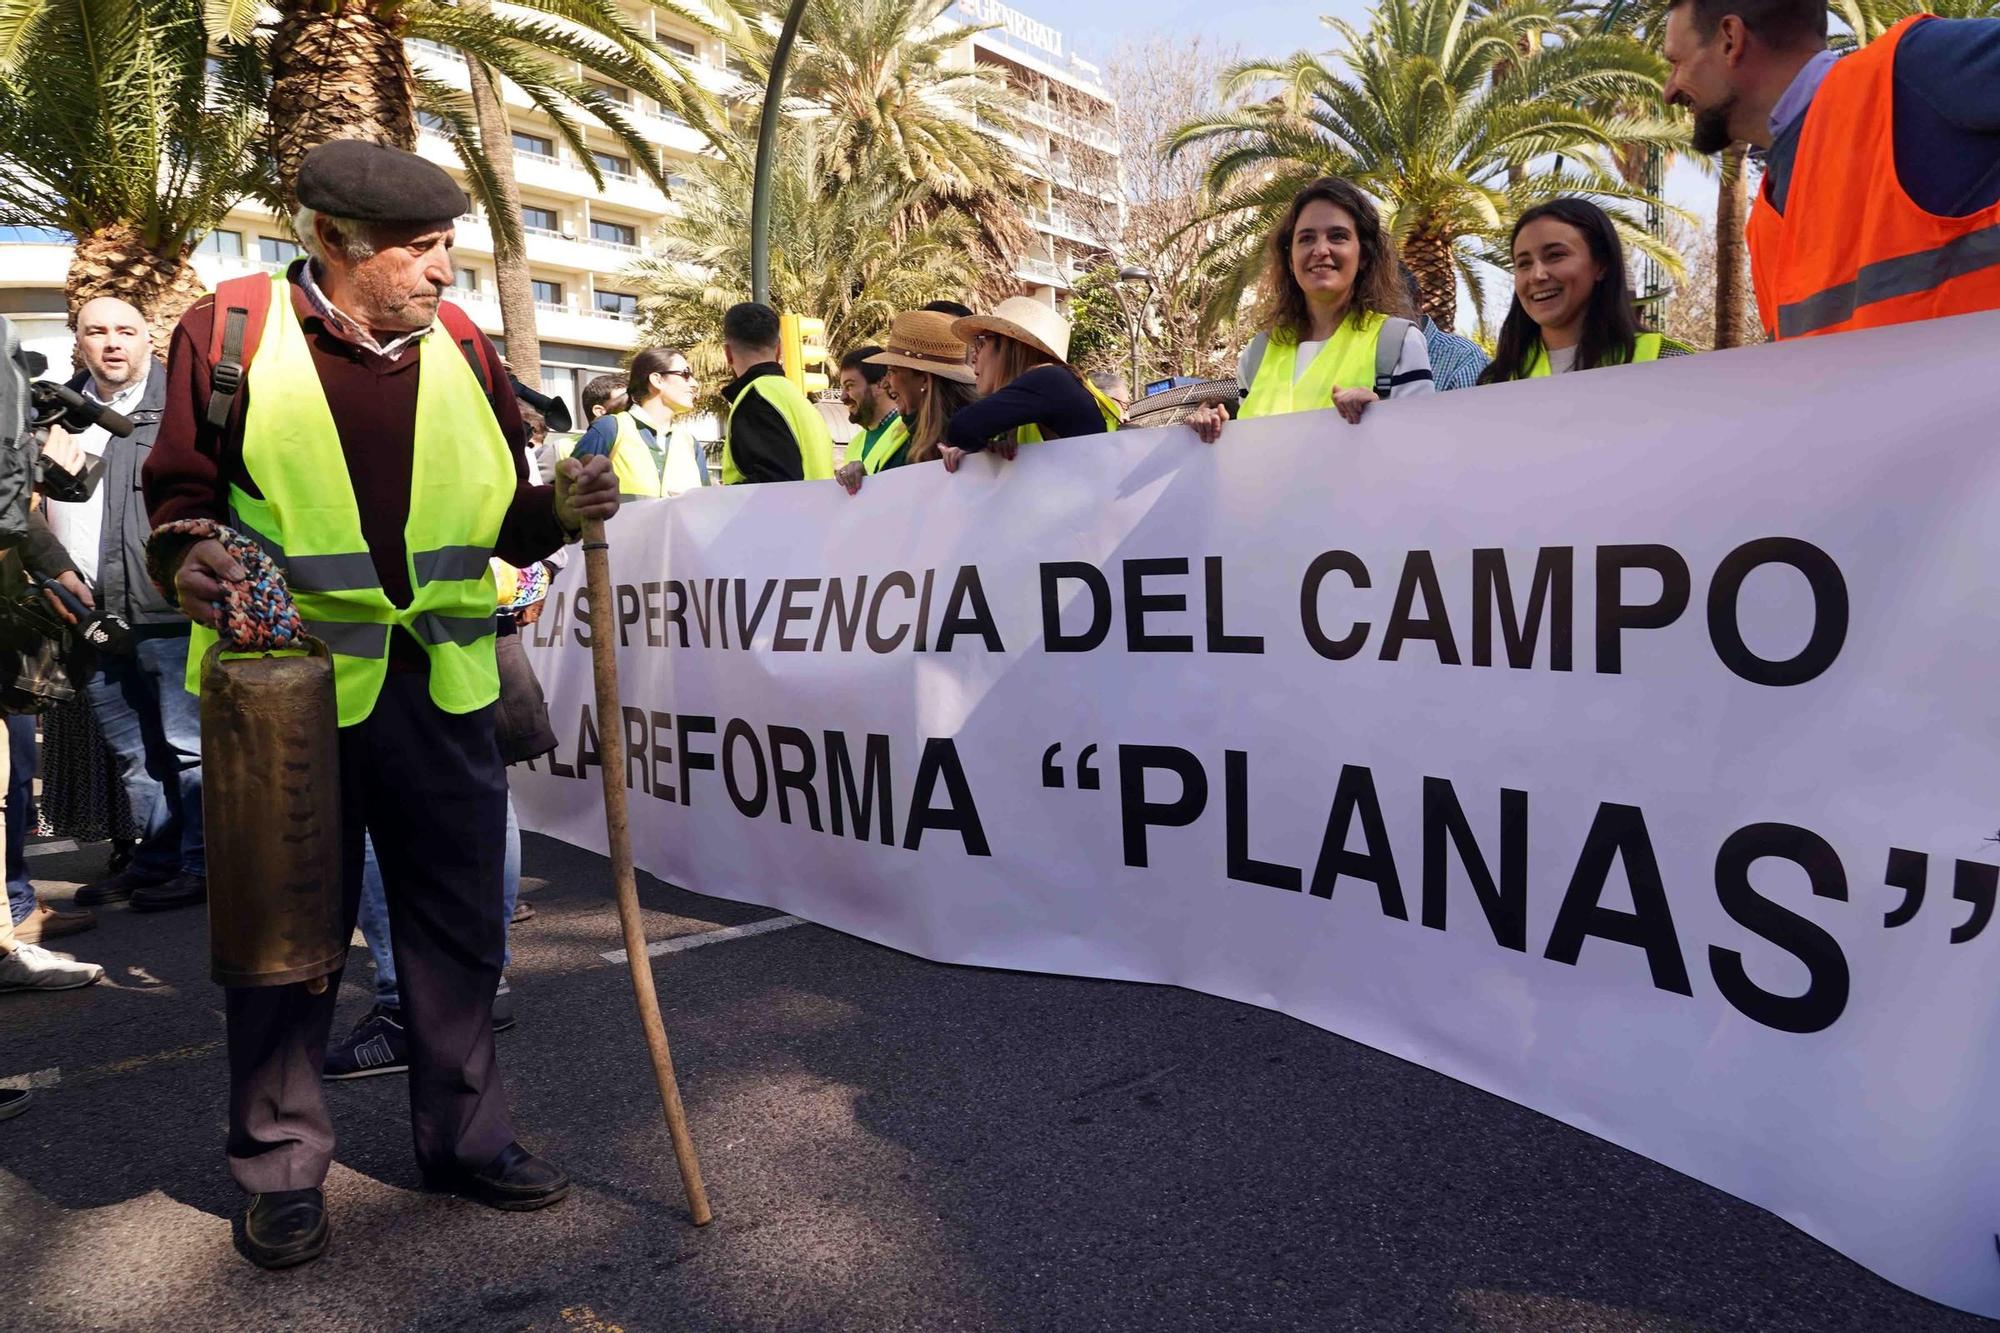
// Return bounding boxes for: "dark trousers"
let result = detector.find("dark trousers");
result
[85,633,205,878]
[223,673,514,1193]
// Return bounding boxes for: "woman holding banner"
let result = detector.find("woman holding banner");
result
[1478,199,1693,384]
[838,310,979,496]
[1186,177,1432,444]
[937,298,1121,472]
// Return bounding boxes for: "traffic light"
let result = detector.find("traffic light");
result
[780,313,830,396]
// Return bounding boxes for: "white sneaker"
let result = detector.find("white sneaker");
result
[0,943,105,992]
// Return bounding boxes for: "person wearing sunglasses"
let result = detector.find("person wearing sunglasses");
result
[568,346,710,498]
[938,298,1121,472]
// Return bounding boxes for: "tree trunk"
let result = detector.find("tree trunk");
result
[267,1,418,213]
[467,57,541,376]
[67,224,210,358]
[1714,144,1750,349]
[1401,226,1456,330]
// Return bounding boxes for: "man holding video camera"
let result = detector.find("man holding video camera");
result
[39,297,205,917]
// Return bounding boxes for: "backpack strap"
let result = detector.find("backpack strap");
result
[1373,316,1413,397]
[204,280,497,430]
[203,272,274,429]
[434,301,494,398]
[1239,332,1270,393]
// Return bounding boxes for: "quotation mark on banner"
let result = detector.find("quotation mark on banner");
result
[1041,743,1101,791]
[1881,849,1996,943]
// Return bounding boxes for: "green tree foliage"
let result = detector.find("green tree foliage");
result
[626,121,983,403]
[1171,0,1684,332]
[717,0,1033,302]
[0,0,264,330]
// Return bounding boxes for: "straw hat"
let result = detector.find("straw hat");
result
[952,296,1073,365]
[864,310,976,384]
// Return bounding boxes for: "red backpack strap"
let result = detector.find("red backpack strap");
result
[203,272,274,429]
[435,300,494,399]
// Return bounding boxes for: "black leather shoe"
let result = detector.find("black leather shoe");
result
[429,1142,570,1212]
[75,865,170,907]
[130,873,208,913]
[241,1187,329,1270]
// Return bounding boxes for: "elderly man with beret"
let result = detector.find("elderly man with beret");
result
[142,140,619,1270]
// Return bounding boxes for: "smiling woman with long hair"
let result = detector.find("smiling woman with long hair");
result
[1480,199,1693,384]
[1186,177,1432,443]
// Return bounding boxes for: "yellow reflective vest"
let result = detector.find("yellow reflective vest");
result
[607,409,665,498]
[186,276,514,727]
[1520,332,1674,378]
[1015,378,1123,445]
[1238,313,1395,420]
[722,372,835,484]
[857,412,910,474]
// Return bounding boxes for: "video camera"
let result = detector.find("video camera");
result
[21,350,135,439]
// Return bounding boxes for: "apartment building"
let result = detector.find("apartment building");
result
[0,0,1117,404]
[946,0,1124,302]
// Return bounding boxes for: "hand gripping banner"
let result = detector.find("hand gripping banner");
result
[516,311,2000,1318]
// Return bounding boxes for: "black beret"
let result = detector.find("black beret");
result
[296,139,468,225]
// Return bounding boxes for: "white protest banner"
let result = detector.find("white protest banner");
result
[515,311,2000,1318]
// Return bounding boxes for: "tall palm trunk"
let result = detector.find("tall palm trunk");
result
[1402,225,1456,330]
[267,1,418,211]
[67,224,209,357]
[467,57,541,375]
[1714,144,1750,349]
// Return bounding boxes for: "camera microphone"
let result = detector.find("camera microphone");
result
[34,577,133,656]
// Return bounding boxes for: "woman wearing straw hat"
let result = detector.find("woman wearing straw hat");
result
[836,310,980,496]
[1186,177,1432,445]
[939,297,1121,472]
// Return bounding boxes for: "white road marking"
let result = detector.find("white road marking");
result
[600,914,804,964]
[24,840,77,858]
[0,1066,61,1090]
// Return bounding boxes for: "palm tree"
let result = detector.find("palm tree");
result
[1171,0,1683,332]
[1712,143,1749,347]
[1832,0,2000,45]
[627,120,982,395]
[719,0,1033,303]
[206,0,725,373]
[0,0,264,337]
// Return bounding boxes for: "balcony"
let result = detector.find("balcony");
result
[1015,255,1071,290]
[1028,206,1099,245]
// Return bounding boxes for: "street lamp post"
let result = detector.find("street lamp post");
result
[1115,264,1155,397]
[750,0,814,306]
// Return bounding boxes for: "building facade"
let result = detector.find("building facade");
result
[0,0,1117,403]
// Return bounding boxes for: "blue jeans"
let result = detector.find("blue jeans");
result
[359,793,520,1009]
[83,635,204,879]
[6,713,34,924]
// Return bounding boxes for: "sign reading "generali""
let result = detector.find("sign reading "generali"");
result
[955,0,1063,59]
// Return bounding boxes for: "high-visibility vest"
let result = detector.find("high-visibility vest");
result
[722,373,835,484]
[186,276,514,727]
[857,412,910,474]
[1747,16,2000,340]
[1014,377,1123,445]
[1520,332,1673,378]
[1238,313,1392,419]
[608,409,665,498]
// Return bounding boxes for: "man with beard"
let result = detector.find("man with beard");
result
[833,346,906,488]
[1662,0,2000,341]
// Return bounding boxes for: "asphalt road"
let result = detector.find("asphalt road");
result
[0,832,1989,1333]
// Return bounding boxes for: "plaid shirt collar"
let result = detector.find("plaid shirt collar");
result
[298,259,432,359]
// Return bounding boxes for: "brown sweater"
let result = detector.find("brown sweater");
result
[142,269,569,668]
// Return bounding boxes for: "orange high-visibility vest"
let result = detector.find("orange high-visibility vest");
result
[1746,15,2000,340]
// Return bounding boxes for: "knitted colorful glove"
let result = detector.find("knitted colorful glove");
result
[147,518,308,653]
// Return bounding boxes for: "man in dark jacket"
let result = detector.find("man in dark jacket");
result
[43,297,204,914]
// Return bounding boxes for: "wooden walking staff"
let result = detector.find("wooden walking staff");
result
[581,517,712,1226]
